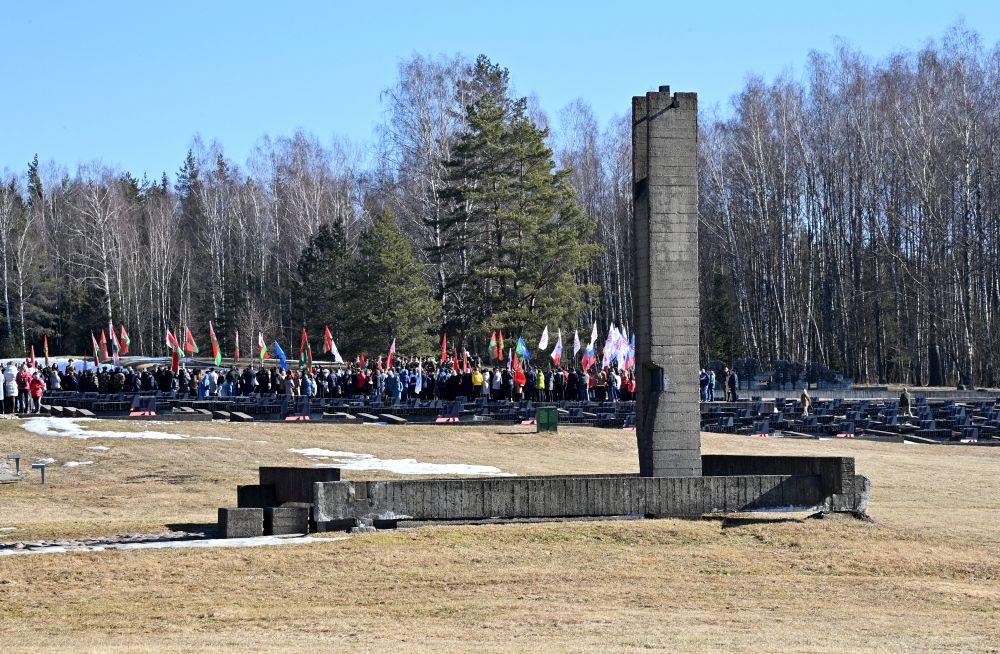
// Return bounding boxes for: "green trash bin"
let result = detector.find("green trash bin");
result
[536,406,558,433]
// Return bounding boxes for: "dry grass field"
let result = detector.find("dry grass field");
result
[0,417,998,652]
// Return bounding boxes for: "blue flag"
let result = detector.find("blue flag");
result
[515,336,531,362]
[273,341,288,370]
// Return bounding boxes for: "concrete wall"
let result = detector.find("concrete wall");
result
[632,87,702,477]
[259,467,341,504]
[312,472,869,530]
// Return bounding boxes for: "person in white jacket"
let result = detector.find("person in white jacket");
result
[3,363,16,414]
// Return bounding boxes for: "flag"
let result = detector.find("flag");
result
[165,329,183,355]
[99,329,109,361]
[273,341,288,371]
[301,341,313,372]
[119,324,131,354]
[538,326,549,350]
[377,355,384,371]
[452,350,459,372]
[551,329,563,366]
[581,345,595,371]
[28,345,36,367]
[329,337,344,364]
[440,333,447,364]
[415,365,424,395]
[91,332,101,366]
[506,347,512,369]
[515,337,531,362]
[184,327,199,354]
[235,331,241,363]
[625,333,636,370]
[209,321,221,366]
[299,327,309,370]
[359,353,366,368]
[512,348,521,372]
[258,332,269,364]
[43,335,50,368]
[386,338,396,369]
[498,329,505,356]
[109,321,121,367]
[489,331,498,361]
[170,349,180,373]
[323,326,333,354]
[573,329,581,357]
[589,321,598,348]
[462,349,468,373]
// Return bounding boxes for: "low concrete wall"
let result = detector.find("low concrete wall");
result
[312,471,869,530]
[259,467,340,504]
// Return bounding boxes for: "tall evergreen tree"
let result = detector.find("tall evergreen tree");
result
[295,222,352,352]
[349,208,440,357]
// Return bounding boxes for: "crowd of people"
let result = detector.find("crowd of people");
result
[0,356,640,412]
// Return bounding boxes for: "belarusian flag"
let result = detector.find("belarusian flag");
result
[299,327,310,370]
[440,333,447,364]
[323,326,333,354]
[91,332,101,365]
[304,341,313,372]
[234,331,241,363]
[489,331,497,361]
[209,321,221,366]
[165,329,183,354]
[99,329,109,361]
[109,321,121,366]
[119,324,131,354]
[258,332,269,364]
[386,338,396,369]
[184,327,199,354]
[43,335,50,368]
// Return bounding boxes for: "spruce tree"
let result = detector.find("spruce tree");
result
[348,208,440,357]
[295,222,352,353]
[440,56,599,339]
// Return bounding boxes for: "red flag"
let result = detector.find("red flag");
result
[43,335,50,368]
[498,329,505,356]
[386,339,396,369]
[359,353,366,368]
[166,329,183,354]
[300,326,308,356]
[119,324,131,354]
[462,349,468,373]
[489,331,498,361]
[377,355,384,371]
[440,333,447,364]
[452,350,459,372]
[323,326,333,354]
[170,349,180,374]
[28,345,36,367]
[99,329,109,360]
[184,327,199,354]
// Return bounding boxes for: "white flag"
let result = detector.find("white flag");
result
[589,321,598,348]
[538,326,549,351]
[415,365,423,394]
[573,330,581,357]
[330,339,344,364]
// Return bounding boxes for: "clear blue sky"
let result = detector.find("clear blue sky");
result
[2,1,998,179]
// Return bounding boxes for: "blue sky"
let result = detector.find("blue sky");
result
[2,1,998,179]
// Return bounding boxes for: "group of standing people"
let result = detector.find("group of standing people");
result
[699,366,740,402]
[1,362,49,414]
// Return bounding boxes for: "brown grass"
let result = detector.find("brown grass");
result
[0,418,998,652]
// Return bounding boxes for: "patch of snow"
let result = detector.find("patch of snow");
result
[747,505,821,514]
[35,457,55,465]
[189,436,232,441]
[289,447,512,476]
[0,535,347,556]
[23,417,184,441]
[86,445,111,451]
[0,527,16,532]
[61,461,94,468]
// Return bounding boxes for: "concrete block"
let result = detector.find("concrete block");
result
[260,466,341,504]
[265,506,310,535]
[237,484,277,508]
[218,507,264,538]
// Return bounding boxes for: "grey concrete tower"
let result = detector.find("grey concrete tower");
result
[632,86,702,477]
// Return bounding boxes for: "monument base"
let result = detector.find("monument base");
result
[215,459,870,536]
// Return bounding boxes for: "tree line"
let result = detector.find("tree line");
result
[2,26,998,385]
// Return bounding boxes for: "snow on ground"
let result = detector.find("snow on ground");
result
[0,535,347,556]
[61,461,94,468]
[86,445,111,451]
[23,417,183,440]
[289,447,512,476]
[35,457,56,465]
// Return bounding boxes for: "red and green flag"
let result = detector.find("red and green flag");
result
[119,324,131,354]
[489,331,498,361]
[165,329,183,355]
[184,327,199,354]
[91,332,101,365]
[209,321,222,366]
[299,327,312,371]
[109,321,121,366]
[258,332,269,365]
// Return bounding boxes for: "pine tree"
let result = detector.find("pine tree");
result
[295,222,352,353]
[348,209,440,356]
[440,56,599,339]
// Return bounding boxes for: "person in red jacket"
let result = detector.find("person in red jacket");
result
[29,371,46,414]
[16,365,32,413]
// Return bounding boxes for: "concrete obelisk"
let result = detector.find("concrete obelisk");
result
[632,86,702,477]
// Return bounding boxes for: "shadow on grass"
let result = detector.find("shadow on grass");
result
[166,522,219,537]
